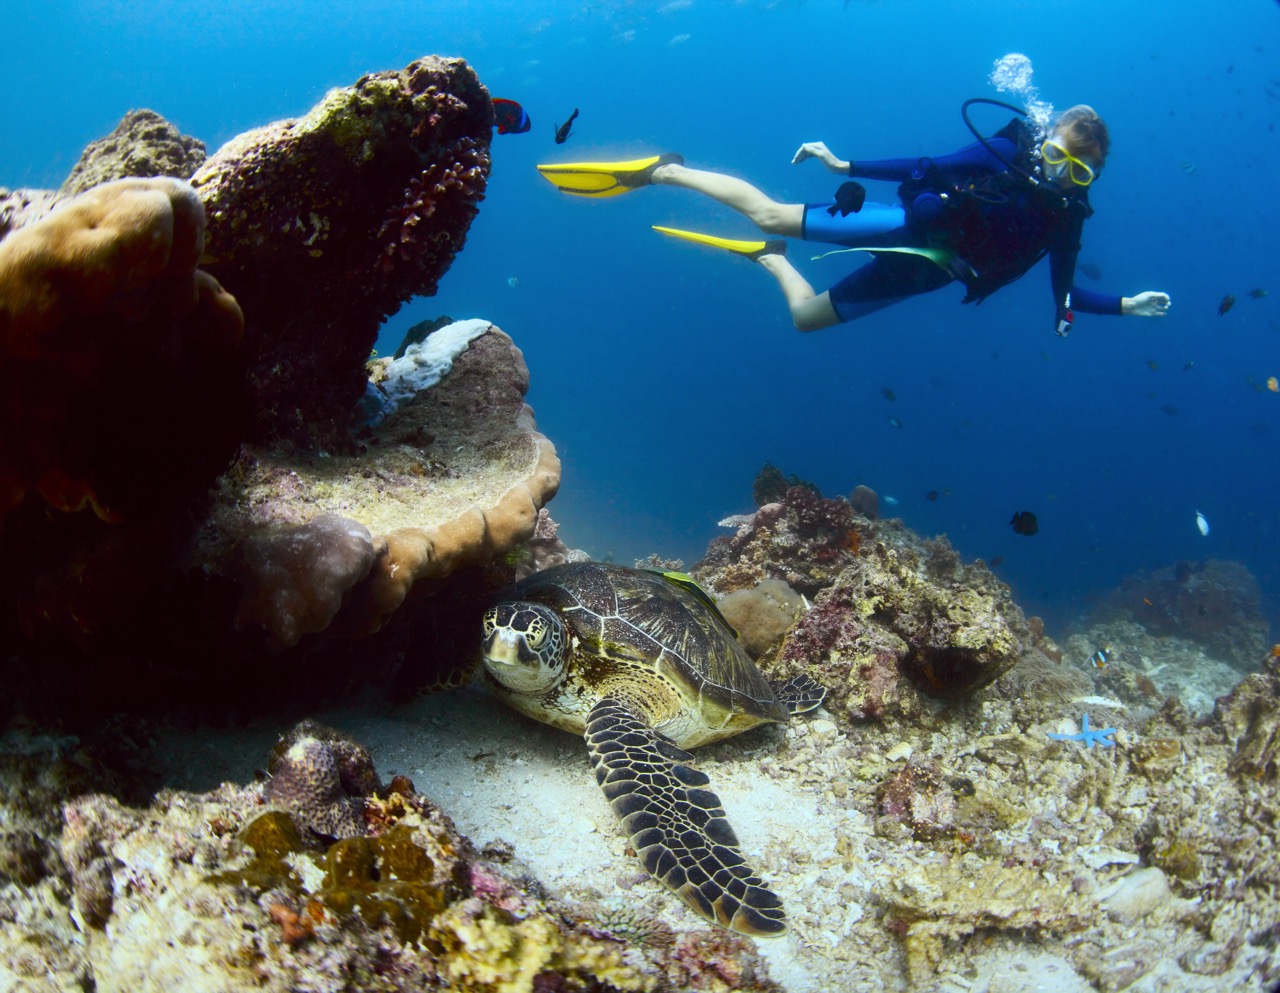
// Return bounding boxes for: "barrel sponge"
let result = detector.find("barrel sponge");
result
[0,177,244,521]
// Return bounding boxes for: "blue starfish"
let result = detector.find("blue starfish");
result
[1047,713,1116,749]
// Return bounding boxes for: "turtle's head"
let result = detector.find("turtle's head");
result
[481,601,568,693]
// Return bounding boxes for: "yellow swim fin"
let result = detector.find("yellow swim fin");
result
[536,153,682,198]
[652,225,786,261]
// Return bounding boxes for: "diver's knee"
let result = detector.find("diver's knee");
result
[756,203,801,235]
[791,296,841,332]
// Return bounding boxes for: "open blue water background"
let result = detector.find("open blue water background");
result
[5,1,1278,634]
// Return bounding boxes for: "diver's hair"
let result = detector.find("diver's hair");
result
[1054,104,1110,164]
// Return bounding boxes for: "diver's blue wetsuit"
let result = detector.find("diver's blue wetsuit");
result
[801,125,1123,325]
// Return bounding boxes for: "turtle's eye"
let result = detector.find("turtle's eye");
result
[525,620,547,649]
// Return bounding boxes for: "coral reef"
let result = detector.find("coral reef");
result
[0,59,558,717]
[193,56,491,447]
[696,485,862,597]
[0,720,786,992]
[759,520,1031,722]
[1063,619,1252,717]
[0,177,244,523]
[61,108,207,198]
[1085,558,1270,671]
[750,462,818,508]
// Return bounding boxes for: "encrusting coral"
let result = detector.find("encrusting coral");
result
[698,498,1031,722]
[263,720,381,839]
[0,719,784,992]
[193,56,491,448]
[60,108,208,198]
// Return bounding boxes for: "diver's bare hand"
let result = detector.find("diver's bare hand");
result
[792,141,850,174]
[1121,291,1171,317]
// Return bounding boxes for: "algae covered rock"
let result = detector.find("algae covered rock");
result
[193,55,491,448]
[772,524,1029,723]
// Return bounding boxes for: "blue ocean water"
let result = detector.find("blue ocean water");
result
[5,0,1279,634]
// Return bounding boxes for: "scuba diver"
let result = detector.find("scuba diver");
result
[536,103,1171,334]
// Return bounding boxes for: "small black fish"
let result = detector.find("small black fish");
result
[881,387,896,401]
[1249,288,1268,299]
[989,555,1004,568]
[554,108,579,144]
[826,181,866,218]
[1010,511,1038,536]
[1160,404,1179,416]
[1078,262,1103,281]
[1146,359,1160,371]
[1218,293,1236,315]
[925,490,938,502]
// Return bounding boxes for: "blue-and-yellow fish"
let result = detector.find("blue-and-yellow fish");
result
[1088,648,1110,670]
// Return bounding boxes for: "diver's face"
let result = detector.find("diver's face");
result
[1043,130,1101,189]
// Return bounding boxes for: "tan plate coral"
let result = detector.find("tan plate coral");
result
[214,321,560,648]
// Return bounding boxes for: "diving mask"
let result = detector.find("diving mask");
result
[1041,139,1096,187]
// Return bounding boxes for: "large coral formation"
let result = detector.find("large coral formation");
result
[0,59,557,714]
[206,321,560,648]
[0,176,244,522]
[729,515,1031,722]
[697,487,1030,722]
[193,56,491,447]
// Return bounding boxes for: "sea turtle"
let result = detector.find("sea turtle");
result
[480,561,826,936]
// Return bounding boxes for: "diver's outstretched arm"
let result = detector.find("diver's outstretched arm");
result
[1121,291,1171,317]
[650,162,803,237]
[792,141,850,174]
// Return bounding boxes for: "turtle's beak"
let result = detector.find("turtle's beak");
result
[483,627,526,668]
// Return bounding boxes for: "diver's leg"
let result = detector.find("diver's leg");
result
[756,254,841,331]
[650,162,804,236]
[823,254,956,325]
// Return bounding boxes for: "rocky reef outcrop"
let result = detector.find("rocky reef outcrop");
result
[0,59,557,721]
[0,720,783,993]
[695,486,1034,724]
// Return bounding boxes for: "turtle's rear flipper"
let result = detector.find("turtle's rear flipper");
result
[585,697,786,936]
[771,673,827,715]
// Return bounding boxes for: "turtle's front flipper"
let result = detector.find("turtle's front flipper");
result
[585,697,786,936]
[771,673,827,715]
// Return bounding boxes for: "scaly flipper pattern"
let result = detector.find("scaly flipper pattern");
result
[771,673,827,715]
[584,697,786,936]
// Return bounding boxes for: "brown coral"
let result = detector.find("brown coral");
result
[265,720,382,840]
[0,177,244,522]
[770,521,1029,723]
[193,56,491,448]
